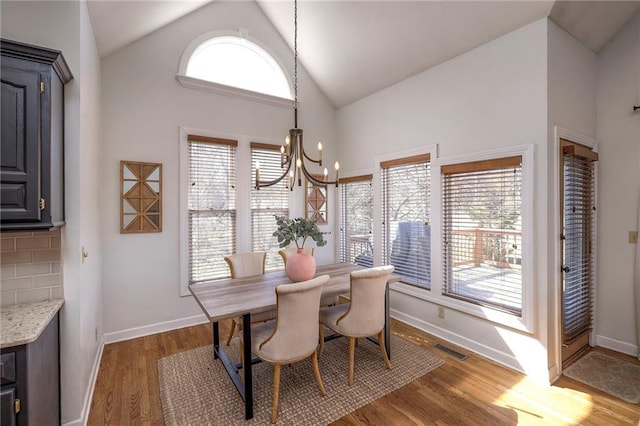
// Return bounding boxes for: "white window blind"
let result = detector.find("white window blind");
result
[188,135,237,283]
[562,143,597,342]
[339,175,373,266]
[251,142,289,271]
[381,155,431,289]
[442,156,523,315]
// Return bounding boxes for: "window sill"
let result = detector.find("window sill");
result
[391,282,534,334]
[176,75,294,108]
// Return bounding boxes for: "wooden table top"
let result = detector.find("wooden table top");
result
[189,262,396,323]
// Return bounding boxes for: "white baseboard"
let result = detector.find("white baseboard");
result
[103,314,209,345]
[596,334,638,357]
[391,309,527,376]
[62,337,104,426]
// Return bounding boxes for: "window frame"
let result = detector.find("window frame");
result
[432,145,534,333]
[250,142,290,271]
[177,30,294,108]
[183,134,238,287]
[380,154,432,290]
[338,173,374,266]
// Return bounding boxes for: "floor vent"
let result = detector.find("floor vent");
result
[434,343,468,360]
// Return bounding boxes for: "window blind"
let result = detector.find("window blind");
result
[562,144,597,342]
[188,136,237,283]
[442,156,523,315]
[339,175,373,266]
[381,154,431,289]
[251,143,289,271]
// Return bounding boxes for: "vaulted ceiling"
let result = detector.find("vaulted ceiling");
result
[87,0,640,108]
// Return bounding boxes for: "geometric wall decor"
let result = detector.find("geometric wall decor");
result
[304,174,328,225]
[120,161,162,233]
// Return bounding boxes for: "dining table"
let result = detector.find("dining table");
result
[189,262,399,420]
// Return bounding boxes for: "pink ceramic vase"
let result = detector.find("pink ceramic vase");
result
[285,248,317,282]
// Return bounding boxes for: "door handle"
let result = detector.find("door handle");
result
[561,266,571,273]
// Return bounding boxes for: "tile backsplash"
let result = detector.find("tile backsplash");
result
[1,230,63,306]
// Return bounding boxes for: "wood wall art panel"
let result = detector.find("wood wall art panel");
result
[120,161,162,233]
[305,174,328,224]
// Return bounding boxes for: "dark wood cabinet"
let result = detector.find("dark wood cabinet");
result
[0,314,60,425]
[1,39,73,231]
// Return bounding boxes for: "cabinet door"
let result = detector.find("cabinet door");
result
[0,387,17,426]
[1,65,40,222]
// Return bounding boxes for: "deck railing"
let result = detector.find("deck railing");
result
[451,228,522,269]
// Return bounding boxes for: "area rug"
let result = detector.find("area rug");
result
[563,351,640,403]
[158,334,444,425]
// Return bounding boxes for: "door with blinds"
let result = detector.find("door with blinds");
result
[560,139,598,365]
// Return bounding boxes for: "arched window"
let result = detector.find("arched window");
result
[182,34,292,100]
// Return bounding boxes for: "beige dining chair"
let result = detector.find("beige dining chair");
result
[318,265,395,385]
[243,274,330,423]
[277,246,314,264]
[278,247,338,308]
[224,252,268,346]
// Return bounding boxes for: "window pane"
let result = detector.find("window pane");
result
[186,36,291,99]
[562,152,596,340]
[382,160,431,289]
[339,177,373,266]
[251,145,289,271]
[188,139,236,282]
[442,159,523,315]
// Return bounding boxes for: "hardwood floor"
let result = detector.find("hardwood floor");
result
[88,319,640,425]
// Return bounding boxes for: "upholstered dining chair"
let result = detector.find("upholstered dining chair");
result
[224,252,268,346]
[243,275,330,423]
[318,265,395,385]
[278,247,338,308]
[277,246,314,264]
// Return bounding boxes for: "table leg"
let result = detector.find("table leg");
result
[384,282,391,360]
[212,321,219,360]
[242,313,253,420]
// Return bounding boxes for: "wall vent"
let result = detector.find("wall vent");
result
[434,343,468,360]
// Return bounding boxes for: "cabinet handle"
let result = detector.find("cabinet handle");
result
[14,398,21,414]
[40,198,46,211]
[40,81,45,93]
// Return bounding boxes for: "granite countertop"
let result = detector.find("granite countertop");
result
[1,299,64,349]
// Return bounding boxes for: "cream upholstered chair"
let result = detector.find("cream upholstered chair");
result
[277,247,314,264]
[224,252,268,346]
[224,252,266,279]
[244,275,330,423]
[278,247,337,307]
[319,265,395,385]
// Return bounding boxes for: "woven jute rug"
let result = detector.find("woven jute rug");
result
[158,333,444,425]
[563,351,640,404]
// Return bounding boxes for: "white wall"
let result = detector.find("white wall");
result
[0,1,104,424]
[336,19,551,381]
[596,12,640,356]
[546,19,597,373]
[100,0,336,335]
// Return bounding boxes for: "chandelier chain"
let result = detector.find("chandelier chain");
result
[294,0,298,115]
[254,0,339,191]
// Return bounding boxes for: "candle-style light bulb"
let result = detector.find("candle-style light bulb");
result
[285,135,290,145]
[323,167,328,180]
[317,142,323,165]
[280,146,285,154]
[296,158,302,169]
[334,161,340,171]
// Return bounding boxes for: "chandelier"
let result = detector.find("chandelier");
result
[255,0,339,191]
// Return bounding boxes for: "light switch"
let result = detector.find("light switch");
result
[630,231,638,244]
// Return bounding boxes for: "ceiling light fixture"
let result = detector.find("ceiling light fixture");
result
[255,0,339,191]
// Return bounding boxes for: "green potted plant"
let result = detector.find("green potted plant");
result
[273,215,326,249]
[273,216,326,282]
